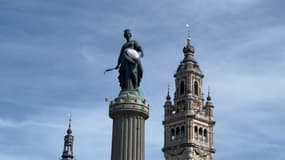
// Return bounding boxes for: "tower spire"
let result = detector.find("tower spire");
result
[166,84,171,100]
[68,113,72,133]
[207,86,212,101]
[61,113,74,160]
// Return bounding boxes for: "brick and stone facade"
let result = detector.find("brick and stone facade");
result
[162,37,215,160]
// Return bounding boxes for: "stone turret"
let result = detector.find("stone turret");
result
[61,115,74,160]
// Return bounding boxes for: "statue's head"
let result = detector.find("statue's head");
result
[124,29,132,40]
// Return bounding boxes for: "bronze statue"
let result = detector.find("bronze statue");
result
[116,29,144,91]
[105,29,144,91]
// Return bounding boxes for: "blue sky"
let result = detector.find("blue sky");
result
[1,0,285,159]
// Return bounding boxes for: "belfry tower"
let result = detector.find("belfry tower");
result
[61,115,74,160]
[162,33,216,160]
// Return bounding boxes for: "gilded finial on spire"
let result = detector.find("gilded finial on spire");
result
[183,24,195,54]
[186,24,191,41]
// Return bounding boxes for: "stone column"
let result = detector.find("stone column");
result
[109,92,149,160]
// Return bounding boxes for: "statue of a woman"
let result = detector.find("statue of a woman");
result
[115,29,144,91]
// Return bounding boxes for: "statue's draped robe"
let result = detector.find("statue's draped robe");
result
[117,40,143,90]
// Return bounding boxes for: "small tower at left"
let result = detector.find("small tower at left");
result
[61,114,74,160]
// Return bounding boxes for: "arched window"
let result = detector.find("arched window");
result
[203,129,208,142]
[181,126,185,135]
[180,81,185,95]
[171,128,175,141]
[199,128,203,140]
[194,126,198,139]
[176,127,180,136]
[194,81,199,95]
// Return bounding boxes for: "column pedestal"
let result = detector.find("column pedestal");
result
[109,91,149,160]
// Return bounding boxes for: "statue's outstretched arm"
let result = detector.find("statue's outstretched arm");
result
[116,47,124,69]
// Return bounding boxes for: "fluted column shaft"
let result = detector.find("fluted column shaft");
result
[109,95,149,160]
